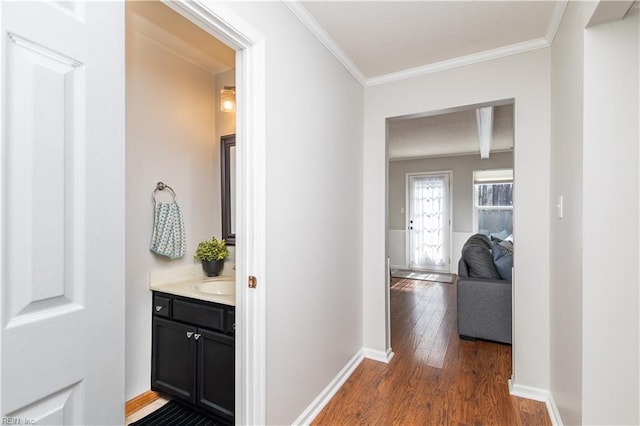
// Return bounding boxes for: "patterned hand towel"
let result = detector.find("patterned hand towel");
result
[150,201,185,259]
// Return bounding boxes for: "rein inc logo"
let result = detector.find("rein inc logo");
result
[2,418,35,425]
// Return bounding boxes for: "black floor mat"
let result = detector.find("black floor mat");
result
[130,400,220,426]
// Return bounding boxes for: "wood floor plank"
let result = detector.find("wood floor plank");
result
[313,279,551,426]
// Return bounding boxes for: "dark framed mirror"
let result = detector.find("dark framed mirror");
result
[221,134,236,246]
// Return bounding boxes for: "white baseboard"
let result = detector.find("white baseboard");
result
[363,347,394,363]
[293,349,365,425]
[545,393,563,426]
[509,380,563,425]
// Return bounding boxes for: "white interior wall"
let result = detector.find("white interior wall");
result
[222,2,364,424]
[549,2,588,423]
[125,29,220,400]
[364,49,551,390]
[388,153,514,272]
[582,8,639,424]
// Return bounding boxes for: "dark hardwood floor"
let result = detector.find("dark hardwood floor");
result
[312,277,551,425]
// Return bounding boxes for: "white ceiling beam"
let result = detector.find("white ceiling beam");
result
[476,107,494,160]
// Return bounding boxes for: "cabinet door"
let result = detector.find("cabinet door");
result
[152,317,197,404]
[197,328,235,421]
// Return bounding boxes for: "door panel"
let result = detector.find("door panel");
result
[198,328,235,421]
[152,318,197,403]
[1,2,125,423]
[407,173,451,272]
[5,384,83,425]
[4,31,84,324]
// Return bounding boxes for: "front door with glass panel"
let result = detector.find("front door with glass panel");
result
[407,172,451,272]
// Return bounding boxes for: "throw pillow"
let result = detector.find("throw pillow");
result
[492,241,513,281]
[498,240,514,255]
[462,242,501,279]
[490,230,509,242]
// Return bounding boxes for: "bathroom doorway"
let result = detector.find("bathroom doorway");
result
[125,2,266,424]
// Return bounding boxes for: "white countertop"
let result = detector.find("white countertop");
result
[149,264,236,306]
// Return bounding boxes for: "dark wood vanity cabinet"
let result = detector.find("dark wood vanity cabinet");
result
[197,328,234,419]
[151,292,235,423]
[151,317,197,403]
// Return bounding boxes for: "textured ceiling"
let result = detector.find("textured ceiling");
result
[388,104,514,160]
[301,1,561,80]
[126,2,540,160]
[296,1,541,158]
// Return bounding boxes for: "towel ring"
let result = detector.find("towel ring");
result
[153,181,176,203]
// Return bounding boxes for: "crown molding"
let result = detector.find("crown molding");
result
[283,0,367,86]
[284,0,560,88]
[545,0,568,44]
[366,37,550,87]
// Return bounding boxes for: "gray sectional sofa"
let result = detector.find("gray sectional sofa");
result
[457,233,513,344]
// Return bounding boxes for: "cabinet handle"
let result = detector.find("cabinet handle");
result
[155,305,163,312]
[194,333,201,340]
[186,331,194,338]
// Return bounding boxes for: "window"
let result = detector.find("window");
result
[473,169,513,237]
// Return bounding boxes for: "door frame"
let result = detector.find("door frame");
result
[404,170,453,272]
[162,2,266,424]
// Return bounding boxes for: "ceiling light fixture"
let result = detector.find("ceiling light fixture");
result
[220,86,236,113]
[476,106,494,159]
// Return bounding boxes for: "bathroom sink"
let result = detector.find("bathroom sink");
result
[195,280,235,295]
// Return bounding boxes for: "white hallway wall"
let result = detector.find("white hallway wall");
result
[549,2,587,423]
[550,4,640,424]
[582,7,639,424]
[363,49,551,390]
[223,2,365,424]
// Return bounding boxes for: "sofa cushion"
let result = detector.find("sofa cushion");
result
[464,233,493,250]
[492,241,513,281]
[461,240,501,279]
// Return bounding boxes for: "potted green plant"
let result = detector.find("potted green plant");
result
[194,236,230,277]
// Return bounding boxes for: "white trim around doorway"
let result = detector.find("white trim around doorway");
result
[161,1,267,424]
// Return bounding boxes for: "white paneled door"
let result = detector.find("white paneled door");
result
[0,2,125,424]
[407,172,451,272]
